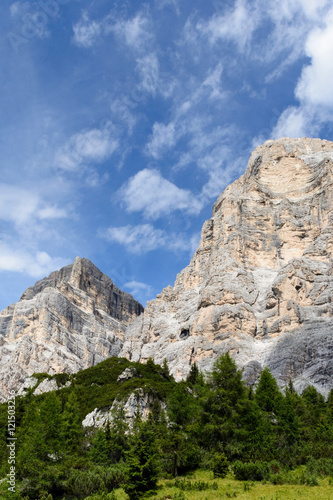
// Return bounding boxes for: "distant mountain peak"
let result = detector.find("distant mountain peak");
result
[0,258,143,399]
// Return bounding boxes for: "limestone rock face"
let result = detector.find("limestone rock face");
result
[82,388,166,429]
[121,137,333,395]
[0,257,143,399]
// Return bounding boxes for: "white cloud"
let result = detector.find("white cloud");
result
[197,0,258,51]
[187,0,331,84]
[136,53,160,96]
[272,106,308,139]
[145,63,228,161]
[142,61,242,208]
[166,112,241,202]
[155,0,180,14]
[202,63,226,100]
[0,243,69,278]
[98,224,166,253]
[119,14,151,48]
[37,206,68,220]
[118,169,203,219]
[72,13,102,48]
[272,6,333,138]
[108,13,152,50]
[145,122,177,159]
[295,8,333,107]
[266,0,329,21]
[0,184,67,227]
[124,280,154,303]
[0,185,39,225]
[72,11,152,51]
[187,136,242,201]
[110,97,138,134]
[55,125,118,170]
[98,223,195,254]
[136,53,176,98]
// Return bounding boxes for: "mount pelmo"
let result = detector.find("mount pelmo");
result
[122,137,333,395]
[1,137,333,397]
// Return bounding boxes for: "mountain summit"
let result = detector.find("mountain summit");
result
[0,257,143,399]
[1,138,333,398]
[121,137,333,395]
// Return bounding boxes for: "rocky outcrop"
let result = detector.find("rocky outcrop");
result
[82,388,165,429]
[117,367,142,383]
[0,257,143,399]
[121,137,333,396]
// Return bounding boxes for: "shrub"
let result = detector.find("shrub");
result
[66,464,126,499]
[299,470,319,486]
[232,461,270,481]
[38,493,53,500]
[174,478,218,491]
[212,452,229,478]
[0,481,26,500]
[306,457,333,477]
[173,492,187,500]
[85,492,116,500]
[53,373,71,387]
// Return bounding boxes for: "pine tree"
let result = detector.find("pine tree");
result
[16,401,45,478]
[300,385,328,457]
[16,395,64,498]
[39,392,63,456]
[210,353,246,402]
[168,383,193,428]
[301,385,326,424]
[255,367,282,414]
[123,420,159,500]
[62,392,83,454]
[107,405,130,463]
[162,359,170,379]
[146,358,158,373]
[186,363,200,386]
[238,395,268,461]
[151,399,162,423]
[279,387,300,448]
[199,354,247,453]
[89,429,109,465]
[327,389,333,423]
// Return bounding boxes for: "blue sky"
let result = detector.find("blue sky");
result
[1,0,333,309]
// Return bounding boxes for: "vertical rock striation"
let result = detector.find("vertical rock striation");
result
[120,138,333,395]
[0,257,143,399]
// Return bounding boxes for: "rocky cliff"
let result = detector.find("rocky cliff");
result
[0,257,143,399]
[121,137,333,396]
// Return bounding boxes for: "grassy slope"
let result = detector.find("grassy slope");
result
[115,470,333,500]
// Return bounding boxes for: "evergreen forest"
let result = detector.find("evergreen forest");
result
[1,354,333,500]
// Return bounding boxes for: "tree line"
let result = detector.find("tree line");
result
[1,354,333,499]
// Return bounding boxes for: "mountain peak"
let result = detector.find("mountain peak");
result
[245,137,333,194]
[1,138,333,398]
[0,259,143,399]
[20,257,143,324]
[121,137,333,395]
